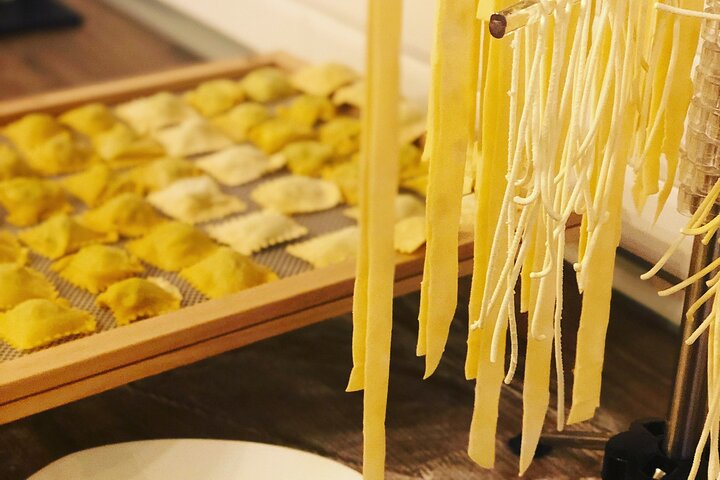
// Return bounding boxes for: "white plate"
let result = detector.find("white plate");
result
[30,439,361,480]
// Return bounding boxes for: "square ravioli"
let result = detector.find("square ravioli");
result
[3,113,65,151]
[126,221,218,271]
[180,247,277,299]
[59,103,119,137]
[97,277,182,326]
[394,216,426,254]
[240,67,294,103]
[0,144,32,180]
[115,91,199,134]
[0,177,72,226]
[332,81,364,108]
[196,145,283,187]
[184,79,245,117]
[19,213,117,259]
[318,117,361,156]
[60,163,137,207]
[129,157,201,193]
[290,63,358,97]
[0,231,28,265]
[0,264,57,310]
[247,118,313,154]
[147,176,246,224]
[155,117,233,157]
[277,94,336,127]
[286,226,358,268]
[322,160,359,205]
[278,140,335,177]
[52,245,144,294]
[212,102,271,142]
[0,299,96,350]
[92,123,165,167]
[206,210,308,255]
[24,131,95,176]
[250,175,342,214]
[81,192,167,238]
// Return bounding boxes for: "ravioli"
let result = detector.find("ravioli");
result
[3,113,65,151]
[180,247,277,299]
[318,116,361,156]
[196,145,282,186]
[206,210,308,255]
[0,144,31,180]
[81,192,166,238]
[147,176,246,224]
[0,232,27,265]
[126,221,218,271]
[59,103,118,136]
[322,160,359,205]
[0,177,72,226]
[93,123,165,167]
[332,81,364,108]
[212,102,271,142]
[0,264,57,310]
[344,193,424,221]
[25,131,95,175]
[115,91,198,134]
[251,175,342,214]
[286,226,358,268]
[155,118,233,157]
[398,143,427,181]
[60,163,137,207]
[278,140,335,176]
[240,67,294,103]
[52,244,144,294]
[394,215,426,254]
[129,157,201,193]
[247,118,313,154]
[400,175,428,197]
[277,94,336,127]
[291,63,358,97]
[0,299,96,350]
[96,277,182,326]
[19,213,117,259]
[184,79,245,117]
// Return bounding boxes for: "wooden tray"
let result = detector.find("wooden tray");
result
[0,53,476,424]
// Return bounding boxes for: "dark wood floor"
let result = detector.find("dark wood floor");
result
[0,2,681,479]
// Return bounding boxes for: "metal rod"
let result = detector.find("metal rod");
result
[489,0,547,39]
[539,431,610,450]
[664,234,719,460]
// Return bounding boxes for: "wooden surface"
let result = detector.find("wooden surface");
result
[0,3,679,479]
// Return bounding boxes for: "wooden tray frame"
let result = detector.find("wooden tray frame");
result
[0,53,478,424]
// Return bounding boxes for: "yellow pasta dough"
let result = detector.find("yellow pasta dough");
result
[19,213,117,259]
[60,163,137,207]
[247,118,313,154]
[24,131,95,175]
[345,193,424,221]
[59,103,118,137]
[212,102,271,142]
[3,113,64,151]
[400,175,428,197]
[92,123,165,167]
[115,91,198,134]
[206,210,308,255]
[0,299,96,350]
[332,81,364,108]
[322,160,359,205]
[0,144,31,180]
[0,177,72,226]
[154,118,233,157]
[278,140,335,176]
[251,175,342,214]
[129,157,201,194]
[126,221,218,271]
[0,264,57,310]
[398,143,427,181]
[147,175,246,224]
[184,79,245,117]
[0,231,28,265]
[81,192,166,238]
[286,226,358,268]
[52,244,143,293]
[291,63,358,97]
[277,94,336,127]
[180,247,277,299]
[196,145,283,187]
[240,67,294,103]
[319,117,361,156]
[96,277,182,326]
[394,215,426,254]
